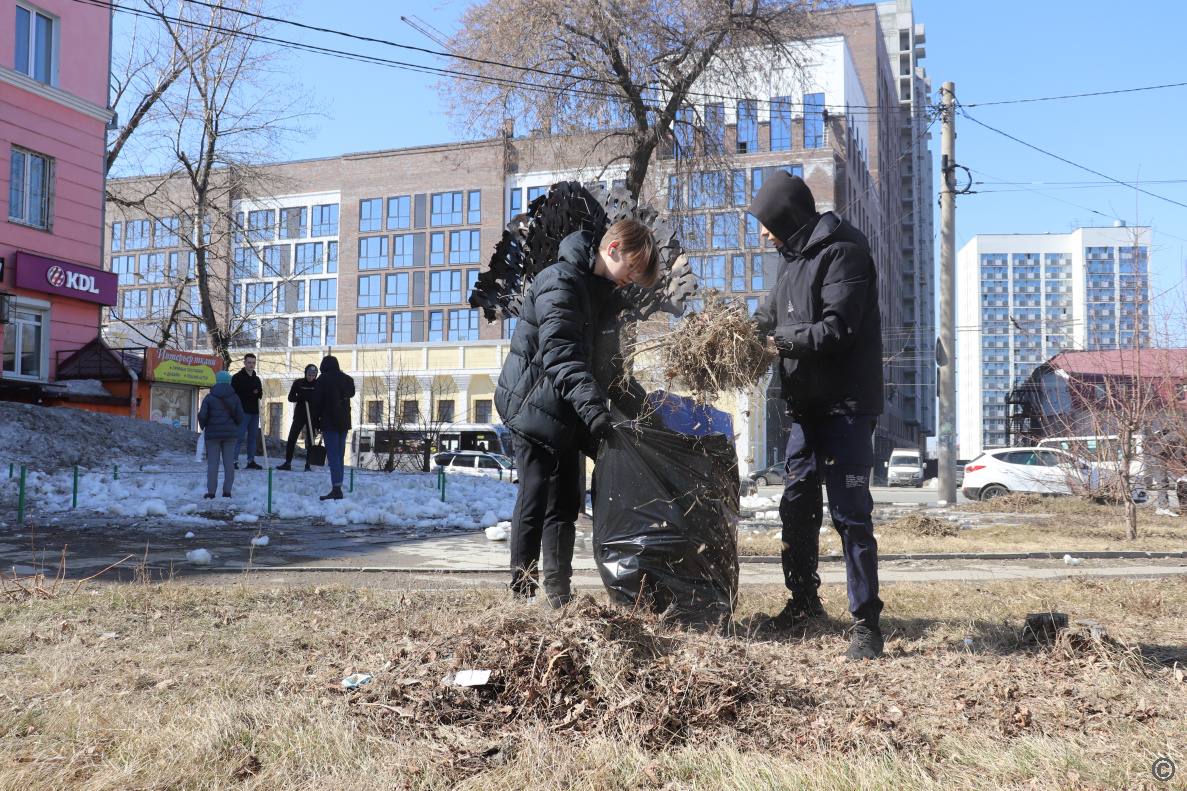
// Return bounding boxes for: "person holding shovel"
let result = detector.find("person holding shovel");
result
[277,364,318,471]
[750,171,886,661]
[495,219,659,607]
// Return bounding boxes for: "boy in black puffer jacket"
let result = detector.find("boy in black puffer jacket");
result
[496,220,659,605]
[277,364,318,471]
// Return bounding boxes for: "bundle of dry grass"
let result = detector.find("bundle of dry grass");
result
[631,289,775,404]
[355,597,809,749]
[884,513,958,538]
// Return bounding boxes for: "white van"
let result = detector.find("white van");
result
[887,448,924,488]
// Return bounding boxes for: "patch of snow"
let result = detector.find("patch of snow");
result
[136,499,168,517]
[234,513,259,524]
[184,531,196,539]
[251,535,269,547]
[485,525,509,541]
[185,548,212,565]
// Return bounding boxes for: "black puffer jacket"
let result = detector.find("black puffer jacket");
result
[287,376,317,425]
[309,355,356,432]
[753,211,884,419]
[496,231,625,454]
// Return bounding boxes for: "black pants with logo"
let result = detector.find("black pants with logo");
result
[779,414,883,626]
[284,416,312,464]
[509,438,582,598]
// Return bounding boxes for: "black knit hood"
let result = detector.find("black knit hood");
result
[319,355,341,374]
[748,170,818,245]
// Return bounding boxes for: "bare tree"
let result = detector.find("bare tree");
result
[357,372,462,473]
[440,0,828,198]
[106,0,313,366]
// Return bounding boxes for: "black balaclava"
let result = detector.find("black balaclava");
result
[747,171,818,245]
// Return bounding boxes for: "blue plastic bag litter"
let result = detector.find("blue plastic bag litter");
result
[648,390,734,439]
[593,425,739,628]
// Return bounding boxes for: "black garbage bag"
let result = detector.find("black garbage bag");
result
[593,426,739,627]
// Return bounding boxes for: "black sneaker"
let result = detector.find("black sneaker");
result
[222,492,232,498]
[303,465,312,472]
[276,462,292,471]
[319,486,343,501]
[761,596,828,632]
[233,462,239,470]
[245,461,263,470]
[203,493,216,499]
[843,623,885,661]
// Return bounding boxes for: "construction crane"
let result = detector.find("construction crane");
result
[400,16,452,52]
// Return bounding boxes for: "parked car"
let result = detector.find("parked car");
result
[748,463,785,488]
[962,447,1095,502]
[432,451,517,483]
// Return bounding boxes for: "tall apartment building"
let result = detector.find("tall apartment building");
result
[957,224,1152,458]
[101,2,935,474]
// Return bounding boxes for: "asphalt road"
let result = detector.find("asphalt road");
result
[755,484,975,505]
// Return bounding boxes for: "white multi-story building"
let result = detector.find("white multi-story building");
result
[957,224,1151,458]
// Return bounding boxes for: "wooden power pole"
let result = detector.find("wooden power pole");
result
[937,82,958,504]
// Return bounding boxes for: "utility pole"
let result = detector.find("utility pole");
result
[937,82,958,504]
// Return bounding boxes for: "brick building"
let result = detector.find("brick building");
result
[102,1,935,475]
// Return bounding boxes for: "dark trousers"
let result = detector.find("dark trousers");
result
[285,418,311,464]
[779,414,883,626]
[509,438,582,597]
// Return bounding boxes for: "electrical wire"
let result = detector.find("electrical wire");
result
[962,80,1187,108]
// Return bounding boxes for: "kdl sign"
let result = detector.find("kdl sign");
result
[14,251,117,306]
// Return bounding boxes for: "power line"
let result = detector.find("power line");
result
[960,109,1187,213]
[963,80,1187,108]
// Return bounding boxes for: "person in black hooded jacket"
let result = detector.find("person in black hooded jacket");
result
[750,170,886,661]
[496,219,659,605]
[309,354,356,501]
[277,363,318,472]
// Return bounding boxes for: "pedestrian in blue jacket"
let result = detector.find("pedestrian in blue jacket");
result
[198,370,245,498]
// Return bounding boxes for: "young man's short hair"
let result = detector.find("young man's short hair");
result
[601,219,660,288]
[244,353,256,361]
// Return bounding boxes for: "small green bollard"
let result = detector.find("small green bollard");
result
[499,466,503,482]
[440,467,446,502]
[73,466,79,509]
[349,467,354,493]
[267,468,273,514]
[8,462,12,478]
[114,464,119,481]
[17,466,26,525]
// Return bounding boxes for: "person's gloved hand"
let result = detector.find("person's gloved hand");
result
[589,412,615,441]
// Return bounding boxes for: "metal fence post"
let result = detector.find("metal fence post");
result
[73,466,78,509]
[16,466,26,524]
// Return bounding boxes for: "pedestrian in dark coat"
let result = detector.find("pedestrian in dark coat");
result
[277,364,318,471]
[231,353,264,469]
[198,370,244,498]
[309,354,355,500]
[750,170,886,660]
[495,220,659,604]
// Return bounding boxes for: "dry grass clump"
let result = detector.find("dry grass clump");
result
[960,493,1074,513]
[884,513,958,538]
[355,597,808,750]
[632,289,775,403]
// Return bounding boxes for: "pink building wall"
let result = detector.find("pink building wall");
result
[0,0,113,383]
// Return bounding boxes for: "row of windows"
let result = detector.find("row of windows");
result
[357,230,481,270]
[358,191,481,233]
[357,269,479,309]
[980,294,1072,308]
[230,205,339,245]
[232,278,338,315]
[111,251,194,285]
[233,242,339,278]
[671,95,825,159]
[111,216,211,251]
[688,255,764,291]
[668,166,803,213]
[230,317,337,348]
[357,309,483,344]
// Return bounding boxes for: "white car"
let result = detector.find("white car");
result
[962,447,1095,502]
[432,451,517,483]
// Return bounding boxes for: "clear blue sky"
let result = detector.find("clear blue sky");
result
[272,1,1187,302]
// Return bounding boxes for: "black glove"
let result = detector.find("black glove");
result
[589,412,615,441]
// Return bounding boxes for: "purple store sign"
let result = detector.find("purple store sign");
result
[14,251,117,306]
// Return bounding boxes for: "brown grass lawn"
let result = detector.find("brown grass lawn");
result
[1,576,1185,790]
[741,497,1187,556]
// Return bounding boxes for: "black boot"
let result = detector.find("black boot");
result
[320,486,343,501]
[276,462,292,471]
[304,464,312,472]
[843,623,885,661]
[760,595,828,633]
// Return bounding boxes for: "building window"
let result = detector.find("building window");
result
[14,4,56,85]
[504,316,517,339]
[449,229,480,264]
[745,215,761,248]
[392,311,412,343]
[232,248,256,279]
[509,187,522,219]
[391,233,415,267]
[449,308,479,341]
[731,255,746,291]
[262,245,289,277]
[736,100,757,153]
[431,192,464,226]
[121,289,148,320]
[750,168,765,201]
[751,255,764,291]
[245,282,274,314]
[357,274,381,308]
[527,185,548,203]
[247,210,274,242]
[437,399,455,423]
[279,207,306,239]
[387,196,410,230]
[151,287,175,316]
[111,255,136,285]
[153,217,179,248]
[8,147,53,229]
[689,172,725,209]
[294,242,322,275]
[474,399,493,423]
[366,401,384,424]
[285,280,305,313]
[430,270,462,304]
[770,96,792,151]
[359,198,382,232]
[311,204,338,236]
[357,313,387,344]
[704,102,725,155]
[386,272,409,307]
[326,241,338,273]
[467,190,481,224]
[2,307,45,378]
[111,221,123,251]
[803,93,825,149]
[310,278,336,311]
[746,297,759,315]
[667,175,681,211]
[358,236,388,270]
[325,316,336,344]
[429,232,445,266]
[428,310,444,341]
[691,255,726,290]
[731,171,746,207]
[710,215,735,249]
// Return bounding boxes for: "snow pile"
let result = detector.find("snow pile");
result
[741,494,777,509]
[52,379,113,397]
[251,535,269,547]
[10,462,518,534]
[186,548,212,565]
[0,401,290,471]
